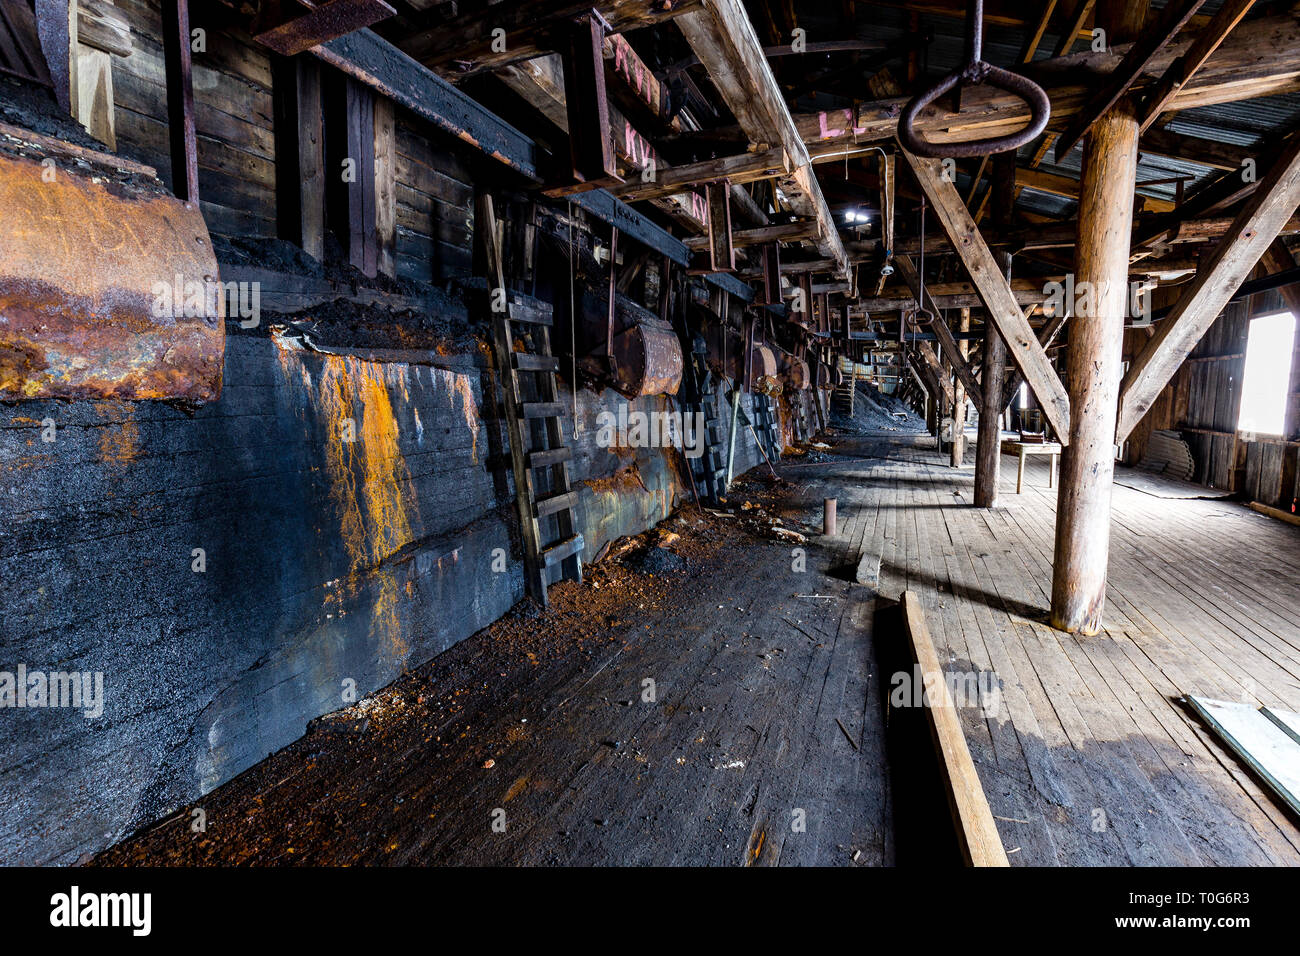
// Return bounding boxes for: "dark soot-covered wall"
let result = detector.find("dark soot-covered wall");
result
[0,328,767,864]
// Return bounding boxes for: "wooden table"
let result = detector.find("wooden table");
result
[1001,439,1062,494]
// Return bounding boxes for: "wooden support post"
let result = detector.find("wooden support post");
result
[344,79,377,277]
[705,179,735,273]
[1051,0,1146,636]
[373,96,396,277]
[561,13,621,189]
[951,307,970,467]
[272,56,325,261]
[161,0,198,203]
[975,319,1007,507]
[760,242,782,305]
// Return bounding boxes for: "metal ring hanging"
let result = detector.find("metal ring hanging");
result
[896,0,1051,158]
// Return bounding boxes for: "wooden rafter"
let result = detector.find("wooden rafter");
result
[1135,0,1256,133]
[676,0,849,278]
[1054,0,1208,161]
[1117,134,1300,442]
[902,151,1071,442]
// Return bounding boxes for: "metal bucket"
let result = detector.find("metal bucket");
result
[610,317,683,398]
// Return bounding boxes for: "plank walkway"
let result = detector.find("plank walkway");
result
[97,510,890,866]
[793,434,1300,866]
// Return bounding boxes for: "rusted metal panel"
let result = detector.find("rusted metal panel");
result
[0,145,223,401]
[253,0,396,58]
[610,318,682,399]
[781,354,810,391]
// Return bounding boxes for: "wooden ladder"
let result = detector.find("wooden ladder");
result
[481,196,583,606]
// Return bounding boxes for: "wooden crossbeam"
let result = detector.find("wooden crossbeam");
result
[253,0,395,57]
[676,0,849,278]
[398,0,700,78]
[789,10,1300,162]
[902,151,1071,442]
[1139,126,1250,172]
[1001,311,1069,411]
[606,147,790,202]
[684,219,816,250]
[1055,0,1207,161]
[1117,134,1300,442]
[1136,0,1256,133]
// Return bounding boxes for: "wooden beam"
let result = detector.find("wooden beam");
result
[900,591,1009,868]
[314,29,541,180]
[1052,0,1147,636]
[951,307,971,467]
[1002,311,1069,410]
[684,219,815,250]
[161,0,197,202]
[704,179,735,273]
[397,0,700,78]
[1054,0,1207,161]
[676,0,849,278]
[272,55,325,260]
[1139,126,1249,172]
[606,147,790,202]
[788,10,1300,161]
[1117,133,1300,442]
[560,13,621,189]
[373,95,396,277]
[902,150,1071,442]
[253,0,394,57]
[1136,0,1256,133]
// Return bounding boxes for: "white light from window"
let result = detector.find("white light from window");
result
[1019,381,1029,411]
[1238,310,1295,436]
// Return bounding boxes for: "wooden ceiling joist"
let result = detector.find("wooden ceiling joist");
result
[396,0,699,79]
[791,10,1300,161]
[675,0,849,278]
[1117,134,1300,443]
[1053,0,1208,161]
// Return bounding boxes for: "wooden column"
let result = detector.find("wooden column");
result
[951,307,970,467]
[1051,0,1146,635]
[974,157,1016,507]
[974,318,1007,507]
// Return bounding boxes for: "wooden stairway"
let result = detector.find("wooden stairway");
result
[481,197,582,606]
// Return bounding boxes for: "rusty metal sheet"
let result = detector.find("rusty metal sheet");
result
[781,355,810,391]
[253,0,396,58]
[611,319,683,398]
[0,146,223,402]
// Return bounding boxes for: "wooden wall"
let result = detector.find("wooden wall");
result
[112,0,276,237]
[1125,293,1299,510]
[394,115,475,283]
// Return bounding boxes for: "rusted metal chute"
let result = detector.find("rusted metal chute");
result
[0,127,223,402]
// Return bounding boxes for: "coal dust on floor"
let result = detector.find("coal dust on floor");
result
[96,473,891,866]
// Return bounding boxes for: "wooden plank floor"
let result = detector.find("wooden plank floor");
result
[794,434,1300,866]
[96,503,890,867]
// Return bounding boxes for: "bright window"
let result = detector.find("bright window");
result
[1238,311,1295,436]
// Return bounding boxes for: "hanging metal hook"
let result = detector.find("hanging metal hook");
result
[897,0,1051,158]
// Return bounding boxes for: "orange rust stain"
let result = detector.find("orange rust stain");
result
[95,401,139,467]
[274,343,421,666]
[503,775,529,802]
